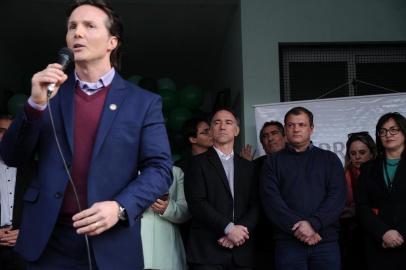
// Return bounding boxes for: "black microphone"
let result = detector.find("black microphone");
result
[47,47,74,97]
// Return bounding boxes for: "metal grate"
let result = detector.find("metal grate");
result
[280,43,406,101]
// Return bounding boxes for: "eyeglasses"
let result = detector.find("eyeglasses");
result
[378,127,400,137]
[198,130,210,136]
[347,131,369,138]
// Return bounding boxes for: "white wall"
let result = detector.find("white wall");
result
[240,0,406,147]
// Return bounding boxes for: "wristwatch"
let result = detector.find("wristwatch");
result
[118,205,128,221]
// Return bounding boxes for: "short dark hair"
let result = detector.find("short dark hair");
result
[259,121,284,140]
[375,112,406,157]
[0,115,13,121]
[284,106,314,127]
[345,132,377,169]
[210,108,240,126]
[181,117,209,146]
[67,0,123,70]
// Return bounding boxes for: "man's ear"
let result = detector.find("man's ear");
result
[234,126,240,137]
[189,136,197,144]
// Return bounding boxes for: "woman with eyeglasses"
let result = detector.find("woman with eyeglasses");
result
[340,131,377,270]
[356,112,406,270]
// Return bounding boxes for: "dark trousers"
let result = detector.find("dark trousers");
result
[274,240,340,270]
[27,224,98,270]
[0,245,27,270]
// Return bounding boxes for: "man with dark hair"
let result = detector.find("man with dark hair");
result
[252,120,285,270]
[261,106,346,270]
[185,108,258,270]
[0,1,172,269]
[0,115,32,270]
[176,117,213,172]
[254,121,286,167]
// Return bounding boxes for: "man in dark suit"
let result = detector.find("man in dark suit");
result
[185,108,259,270]
[0,1,172,269]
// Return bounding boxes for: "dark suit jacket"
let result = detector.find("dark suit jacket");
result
[356,155,406,269]
[0,73,172,270]
[184,147,259,267]
[12,161,37,229]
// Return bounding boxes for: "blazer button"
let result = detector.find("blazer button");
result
[54,192,63,199]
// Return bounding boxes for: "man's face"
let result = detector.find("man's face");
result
[66,5,118,67]
[190,121,213,149]
[285,113,313,150]
[0,119,12,142]
[211,110,239,145]
[260,125,285,154]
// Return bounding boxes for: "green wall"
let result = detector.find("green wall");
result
[240,0,406,148]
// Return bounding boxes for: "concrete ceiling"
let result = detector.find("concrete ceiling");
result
[0,0,239,89]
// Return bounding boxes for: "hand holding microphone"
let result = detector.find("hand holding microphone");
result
[31,47,74,105]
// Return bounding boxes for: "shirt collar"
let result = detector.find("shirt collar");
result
[213,146,234,160]
[75,68,115,91]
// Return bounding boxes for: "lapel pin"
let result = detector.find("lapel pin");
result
[109,104,117,111]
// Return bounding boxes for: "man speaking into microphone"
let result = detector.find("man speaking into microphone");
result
[0,1,172,269]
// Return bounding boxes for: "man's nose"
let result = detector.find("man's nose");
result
[74,25,84,38]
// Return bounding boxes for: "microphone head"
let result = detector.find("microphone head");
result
[58,47,74,70]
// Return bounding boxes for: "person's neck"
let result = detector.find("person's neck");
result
[291,141,310,152]
[75,61,112,83]
[213,142,234,155]
[386,145,404,159]
[192,146,209,156]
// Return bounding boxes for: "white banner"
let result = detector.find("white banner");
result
[254,93,406,163]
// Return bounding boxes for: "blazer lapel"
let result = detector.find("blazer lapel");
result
[60,76,76,154]
[91,75,128,161]
[233,155,243,199]
[207,147,233,197]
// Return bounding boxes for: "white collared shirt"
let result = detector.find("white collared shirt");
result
[0,159,17,226]
[213,146,234,161]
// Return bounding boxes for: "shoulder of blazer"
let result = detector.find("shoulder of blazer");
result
[115,74,161,101]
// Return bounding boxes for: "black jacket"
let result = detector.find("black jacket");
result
[184,147,259,267]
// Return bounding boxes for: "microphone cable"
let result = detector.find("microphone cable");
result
[47,94,94,270]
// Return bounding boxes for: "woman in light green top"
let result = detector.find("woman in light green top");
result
[141,166,191,270]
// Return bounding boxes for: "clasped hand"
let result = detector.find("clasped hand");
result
[292,220,322,245]
[217,225,249,249]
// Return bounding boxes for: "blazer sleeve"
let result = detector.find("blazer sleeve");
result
[184,156,231,235]
[355,161,391,242]
[114,96,172,226]
[234,159,259,233]
[0,108,43,167]
[161,166,191,224]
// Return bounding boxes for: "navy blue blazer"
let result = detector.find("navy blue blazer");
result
[0,73,172,270]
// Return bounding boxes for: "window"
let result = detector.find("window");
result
[280,43,406,101]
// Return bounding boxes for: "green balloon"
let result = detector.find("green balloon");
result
[179,85,203,109]
[168,107,193,130]
[157,77,176,91]
[128,74,143,86]
[7,94,28,117]
[158,89,178,112]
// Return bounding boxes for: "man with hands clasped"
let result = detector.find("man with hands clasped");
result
[185,109,259,270]
[261,107,346,270]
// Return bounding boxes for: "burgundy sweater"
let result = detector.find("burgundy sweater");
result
[59,85,110,224]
